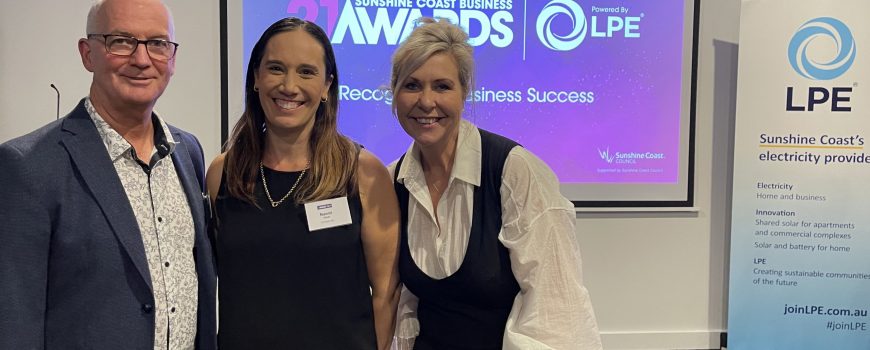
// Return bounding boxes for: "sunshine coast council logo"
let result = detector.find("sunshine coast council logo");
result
[536,0,587,51]
[597,147,614,163]
[788,17,856,80]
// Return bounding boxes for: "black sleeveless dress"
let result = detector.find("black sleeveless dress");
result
[213,166,377,349]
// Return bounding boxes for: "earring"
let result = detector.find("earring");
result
[321,97,328,103]
[254,86,259,92]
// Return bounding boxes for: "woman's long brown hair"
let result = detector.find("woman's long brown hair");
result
[224,17,357,206]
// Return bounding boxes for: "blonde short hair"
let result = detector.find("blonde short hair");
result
[390,18,474,114]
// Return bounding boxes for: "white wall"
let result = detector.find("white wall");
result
[0,1,743,349]
[0,0,222,161]
[581,1,742,348]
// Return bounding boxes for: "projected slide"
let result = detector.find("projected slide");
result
[234,0,694,204]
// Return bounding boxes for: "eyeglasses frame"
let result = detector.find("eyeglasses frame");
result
[86,33,179,60]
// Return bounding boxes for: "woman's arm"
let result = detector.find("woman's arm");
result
[205,153,225,208]
[204,153,226,265]
[358,149,402,350]
[499,148,603,350]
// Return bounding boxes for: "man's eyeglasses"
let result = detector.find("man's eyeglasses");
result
[87,34,179,61]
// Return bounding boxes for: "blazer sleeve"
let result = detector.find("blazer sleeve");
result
[177,130,206,190]
[0,142,52,349]
[175,131,218,350]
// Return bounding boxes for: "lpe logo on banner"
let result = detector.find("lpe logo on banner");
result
[785,17,857,112]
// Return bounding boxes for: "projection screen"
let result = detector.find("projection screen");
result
[222,0,699,206]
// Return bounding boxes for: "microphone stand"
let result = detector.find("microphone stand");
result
[50,83,60,120]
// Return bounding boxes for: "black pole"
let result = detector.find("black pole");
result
[220,0,228,150]
[50,83,60,120]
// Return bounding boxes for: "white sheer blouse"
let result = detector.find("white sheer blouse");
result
[390,120,602,350]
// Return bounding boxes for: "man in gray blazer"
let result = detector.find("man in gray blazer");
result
[0,0,216,349]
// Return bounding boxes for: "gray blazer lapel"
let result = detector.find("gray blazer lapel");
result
[59,102,153,290]
[170,133,206,241]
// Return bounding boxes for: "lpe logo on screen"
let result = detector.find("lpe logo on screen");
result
[785,17,857,112]
[536,0,641,51]
[286,0,640,51]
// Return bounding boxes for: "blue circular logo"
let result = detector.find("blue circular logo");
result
[788,17,856,80]
[536,0,587,51]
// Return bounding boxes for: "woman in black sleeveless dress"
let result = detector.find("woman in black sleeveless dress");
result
[387,19,603,349]
[205,18,400,350]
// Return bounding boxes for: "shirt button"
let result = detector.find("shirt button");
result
[157,217,163,223]
[164,262,170,267]
[142,304,154,314]
[171,307,176,313]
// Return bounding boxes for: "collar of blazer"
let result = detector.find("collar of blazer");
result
[57,98,205,291]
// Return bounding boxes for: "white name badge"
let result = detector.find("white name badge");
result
[304,196,353,231]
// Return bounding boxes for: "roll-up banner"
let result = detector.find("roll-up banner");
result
[728,0,869,349]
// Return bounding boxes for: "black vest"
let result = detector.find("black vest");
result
[394,129,521,350]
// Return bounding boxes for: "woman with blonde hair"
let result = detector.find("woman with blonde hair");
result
[389,18,603,349]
